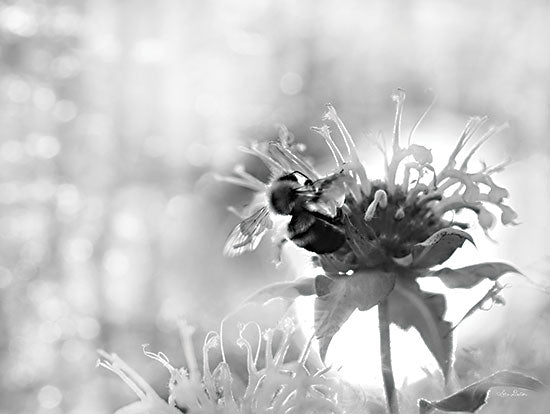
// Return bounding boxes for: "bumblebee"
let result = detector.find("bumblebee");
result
[223,171,349,257]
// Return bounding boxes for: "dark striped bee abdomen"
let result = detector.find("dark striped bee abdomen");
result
[287,211,346,254]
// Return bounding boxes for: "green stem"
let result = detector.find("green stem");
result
[378,298,399,414]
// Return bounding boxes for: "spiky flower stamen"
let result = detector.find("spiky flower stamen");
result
[311,125,346,168]
[101,318,342,413]
[97,350,182,414]
[364,189,388,221]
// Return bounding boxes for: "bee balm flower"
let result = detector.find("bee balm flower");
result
[230,90,520,379]
[98,319,342,413]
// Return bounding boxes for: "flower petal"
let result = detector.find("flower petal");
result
[411,228,474,269]
[409,144,433,164]
[243,277,316,305]
[477,206,496,230]
[500,203,518,225]
[387,279,453,380]
[429,262,521,289]
[314,271,396,361]
[418,371,546,414]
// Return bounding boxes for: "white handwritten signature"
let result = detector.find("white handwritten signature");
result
[495,389,527,398]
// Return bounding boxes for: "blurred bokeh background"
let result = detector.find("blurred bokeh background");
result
[1,0,549,413]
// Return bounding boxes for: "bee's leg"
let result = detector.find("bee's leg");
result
[273,237,288,267]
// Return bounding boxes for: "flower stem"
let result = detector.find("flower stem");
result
[378,298,399,414]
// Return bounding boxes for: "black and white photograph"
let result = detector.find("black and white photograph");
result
[1,1,549,413]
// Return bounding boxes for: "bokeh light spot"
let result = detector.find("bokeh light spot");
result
[165,195,192,218]
[60,338,87,363]
[280,72,303,95]
[39,321,63,344]
[0,266,13,289]
[64,238,94,263]
[156,297,187,332]
[28,179,57,203]
[0,182,21,204]
[113,212,145,240]
[20,240,48,264]
[26,134,61,159]
[77,317,100,340]
[37,297,67,321]
[53,100,78,123]
[38,385,63,409]
[33,87,57,111]
[132,38,167,64]
[56,184,82,218]
[51,55,81,79]
[5,77,32,103]
[35,135,61,159]
[186,142,211,167]
[1,140,24,163]
[0,6,37,37]
[103,249,130,277]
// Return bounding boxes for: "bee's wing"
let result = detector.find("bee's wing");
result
[302,173,352,217]
[223,206,273,257]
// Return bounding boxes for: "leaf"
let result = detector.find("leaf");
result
[411,228,474,269]
[430,262,521,289]
[418,370,547,413]
[387,279,453,379]
[114,400,182,414]
[314,271,396,361]
[243,278,316,305]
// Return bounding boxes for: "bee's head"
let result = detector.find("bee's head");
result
[268,172,310,215]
